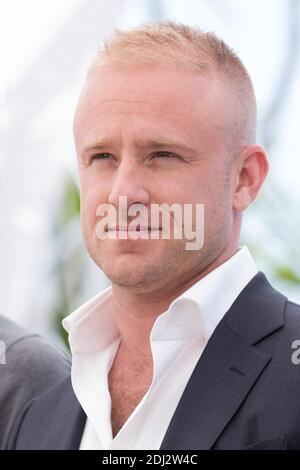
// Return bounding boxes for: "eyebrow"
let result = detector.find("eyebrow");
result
[82,138,198,155]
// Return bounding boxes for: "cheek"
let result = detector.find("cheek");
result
[80,181,108,230]
[159,174,200,204]
[205,186,233,235]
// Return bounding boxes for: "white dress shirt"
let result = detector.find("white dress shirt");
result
[62,246,257,450]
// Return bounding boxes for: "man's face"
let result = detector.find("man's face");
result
[74,64,236,292]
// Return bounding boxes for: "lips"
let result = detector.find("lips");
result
[107,224,161,232]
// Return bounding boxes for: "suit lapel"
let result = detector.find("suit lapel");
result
[160,272,286,450]
[41,376,87,450]
[11,375,87,449]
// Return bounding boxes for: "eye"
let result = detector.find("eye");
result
[151,151,178,159]
[91,153,113,161]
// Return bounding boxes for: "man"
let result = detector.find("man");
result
[0,314,70,449]
[8,21,300,450]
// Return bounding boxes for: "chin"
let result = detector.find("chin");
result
[106,266,150,288]
[106,253,166,289]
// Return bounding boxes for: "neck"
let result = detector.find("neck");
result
[111,244,239,357]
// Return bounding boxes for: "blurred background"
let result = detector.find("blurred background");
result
[1,0,300,350]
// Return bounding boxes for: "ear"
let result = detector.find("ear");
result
[233,145,269,212]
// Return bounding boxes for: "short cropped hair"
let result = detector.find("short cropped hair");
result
[89,21,257,150]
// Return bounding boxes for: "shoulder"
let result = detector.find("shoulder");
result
[0,314,70,375]
[0,315,70,449]
[285,299,300,317]
[283,299,300,335]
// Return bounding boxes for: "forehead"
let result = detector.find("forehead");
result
[74,65,229,149]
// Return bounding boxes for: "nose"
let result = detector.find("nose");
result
[108,158,150,208]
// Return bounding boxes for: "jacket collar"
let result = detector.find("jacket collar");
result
[159,271,287,450]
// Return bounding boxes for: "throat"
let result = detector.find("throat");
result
[108,348,154,438]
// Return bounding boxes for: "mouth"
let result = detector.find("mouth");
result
[106,225,162,232]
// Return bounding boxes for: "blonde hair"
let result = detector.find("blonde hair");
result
[89,21,257,148]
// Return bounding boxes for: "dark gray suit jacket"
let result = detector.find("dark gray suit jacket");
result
[0,316,70,449]
[7,272,300,450]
